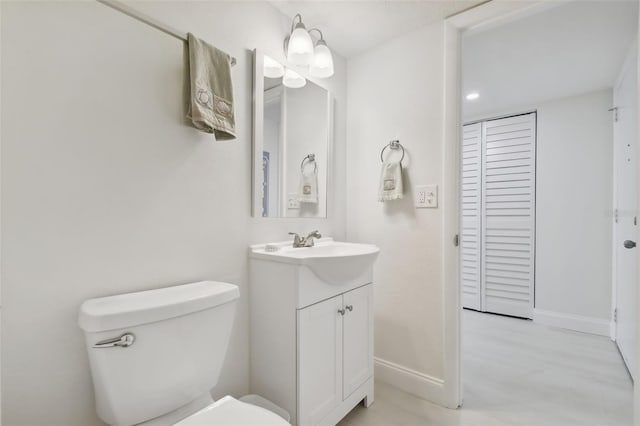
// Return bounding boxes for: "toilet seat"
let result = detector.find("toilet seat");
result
[174,396,290,426]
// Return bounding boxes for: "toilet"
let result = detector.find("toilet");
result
[78,281,289,426]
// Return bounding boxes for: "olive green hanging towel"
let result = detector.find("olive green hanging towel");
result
[186,33,236,140]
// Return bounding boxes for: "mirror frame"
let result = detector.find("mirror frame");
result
[252,49,334,218]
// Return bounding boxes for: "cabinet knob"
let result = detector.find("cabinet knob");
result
[345,305,353,312]
[338,308,346,316]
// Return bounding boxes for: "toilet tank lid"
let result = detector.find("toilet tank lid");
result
[78,281,239,332]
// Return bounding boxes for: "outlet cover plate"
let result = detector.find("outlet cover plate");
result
[415,184,438,208]
[287,193,300,209]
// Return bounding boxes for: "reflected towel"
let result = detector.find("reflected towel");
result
[187,33,236,140]
[378,160,403,201]
[298,167,318,204]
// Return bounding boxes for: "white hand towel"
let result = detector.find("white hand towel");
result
[298,167,318,204]
[378,160,403,201]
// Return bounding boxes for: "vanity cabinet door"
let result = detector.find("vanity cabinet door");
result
[342,284,374,399]
[297,295,343,426]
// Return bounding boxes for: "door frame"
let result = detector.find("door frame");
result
[611,41,639,343]
[440,0,621,408]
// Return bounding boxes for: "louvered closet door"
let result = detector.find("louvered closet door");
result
[461,123,482,310]
[482,113,536,319]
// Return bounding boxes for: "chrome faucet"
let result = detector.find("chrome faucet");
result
[289,230,322,248]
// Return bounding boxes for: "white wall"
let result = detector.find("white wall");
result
[347,22,447,397]
[534,90,613,324]
[0,1,347,425]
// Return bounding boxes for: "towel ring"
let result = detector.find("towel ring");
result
[380,140,405,164]
[301,153,317,173]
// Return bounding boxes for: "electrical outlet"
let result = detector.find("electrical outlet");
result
[415,184,438,208]
[417,189,426,204]
[287,193,300,209]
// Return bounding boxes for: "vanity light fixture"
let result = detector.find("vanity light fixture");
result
[309,29,334,78]
[263,55,285,78]
[283,68,306,88]
[286,14,314,66]
[466,92,480,100]
[284,14,335,80]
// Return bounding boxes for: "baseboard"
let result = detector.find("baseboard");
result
[533,309,611,337]
[374,357,446,406]
[610,320,616,341]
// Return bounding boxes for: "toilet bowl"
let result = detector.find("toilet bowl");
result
[174,396,286,425]
[78,281,289,426]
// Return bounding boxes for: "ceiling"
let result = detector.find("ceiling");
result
[462,0,639,120]
[268,0,484,58]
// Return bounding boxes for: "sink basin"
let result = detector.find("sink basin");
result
[250,238,379,284]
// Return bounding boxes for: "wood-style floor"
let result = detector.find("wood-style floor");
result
[338,309,633,426]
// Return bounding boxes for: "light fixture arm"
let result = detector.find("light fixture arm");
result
[308,28,325,43]
[290,13,303,34]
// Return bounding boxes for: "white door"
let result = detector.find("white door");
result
[481,113,536,318]
[461,123,483,310]
[342,285,373,398]
[613,45,637,379]
[297,295,343,425]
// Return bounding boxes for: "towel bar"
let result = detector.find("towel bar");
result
[380,140,405,164]
[98,0,237,66]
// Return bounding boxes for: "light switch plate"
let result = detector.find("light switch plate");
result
[287,193,300,209]
[415,184,438,208]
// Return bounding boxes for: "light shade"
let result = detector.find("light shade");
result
[466,92,480,100]
[287,23,314,66]
[283,68,306,88]
[309,40,334,78]
[263,55,284,78]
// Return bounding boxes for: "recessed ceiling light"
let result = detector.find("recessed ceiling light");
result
[466,92,480,101]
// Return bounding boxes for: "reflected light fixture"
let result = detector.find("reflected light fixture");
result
[466,92,480,101]
[309,29,334,78]
[283,68,306,88]
[263,55,285,78]
[286,14,314,66]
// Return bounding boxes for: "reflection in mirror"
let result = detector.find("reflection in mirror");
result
[253,51,332,218]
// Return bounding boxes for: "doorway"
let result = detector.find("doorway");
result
[452,1,638,423]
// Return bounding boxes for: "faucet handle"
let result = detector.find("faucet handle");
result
[289,232,302,246]
[289,232,306,248]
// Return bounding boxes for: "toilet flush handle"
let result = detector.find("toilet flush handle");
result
[93,333,136,348]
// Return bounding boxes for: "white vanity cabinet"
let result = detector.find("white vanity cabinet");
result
[298,284,373,425]
[249,241,377,426]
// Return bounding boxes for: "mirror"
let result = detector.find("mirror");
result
[252,50,333,218]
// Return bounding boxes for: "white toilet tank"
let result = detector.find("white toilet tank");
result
[78,281,239,426]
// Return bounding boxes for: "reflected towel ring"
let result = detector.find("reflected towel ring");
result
[380,140,405,164]
[301,153,317,173]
